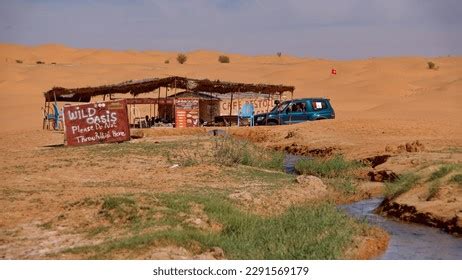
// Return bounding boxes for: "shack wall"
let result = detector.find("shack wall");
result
[199,100,220,123]
[218,97,277,116]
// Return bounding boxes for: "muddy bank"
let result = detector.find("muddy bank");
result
[273,143,338,157]
[377,199,462,236]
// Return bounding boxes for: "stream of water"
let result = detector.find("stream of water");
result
[284,154,462,259]
[340,198,462,259]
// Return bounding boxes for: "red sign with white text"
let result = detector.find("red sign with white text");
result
[63,100,130,146]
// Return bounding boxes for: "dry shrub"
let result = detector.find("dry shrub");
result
[177,53,187,64]
[427,61,437,70]
[218,55,230,63]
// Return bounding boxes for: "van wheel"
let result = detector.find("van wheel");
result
[267,120,278,126]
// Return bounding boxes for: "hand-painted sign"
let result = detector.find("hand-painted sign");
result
[175,98,200,128]
[219,97,277,116]
[63,100,130,146]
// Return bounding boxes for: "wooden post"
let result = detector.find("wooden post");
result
[278,92,282,124]
[42,98,47,130]
[164,86,168,119]
[289,91,294,124]
[46,101,51,130]
[229,92,234,117]
[155,87,160,117]
[265,93,272,125]
[53,92,58,130]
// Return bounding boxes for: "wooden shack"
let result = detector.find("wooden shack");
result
[43,76,295,128]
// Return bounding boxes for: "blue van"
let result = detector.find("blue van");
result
[254,98,335,125]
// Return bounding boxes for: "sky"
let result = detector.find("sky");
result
[0,0,461,59]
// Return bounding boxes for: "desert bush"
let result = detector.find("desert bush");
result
[177,53,187,64]
[36,61,45,64]
[164,59,170,64]
[276,52,282,57]
[427,61,437,69]
[218,55,230,63]
[15,59,23,64]
[384,173,420,198]
[295,155,361,178]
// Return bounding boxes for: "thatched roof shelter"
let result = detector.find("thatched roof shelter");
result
[44,76,295,102]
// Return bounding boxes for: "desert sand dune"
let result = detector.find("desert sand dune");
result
[0,43,461,136]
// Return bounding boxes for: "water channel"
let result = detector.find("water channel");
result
[284,154,462,259]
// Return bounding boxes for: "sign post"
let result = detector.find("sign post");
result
[63,100,130,146]
[175,98,200,128]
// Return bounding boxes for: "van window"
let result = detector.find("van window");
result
[312,100,327,111]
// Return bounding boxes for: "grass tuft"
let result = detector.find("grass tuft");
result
[100,195,138,223]
[384,173,420,198]
[328,178,357,195]
[295,155,361,178]
[213,138,284,170]
[426,181,440,201]
[428,164,459,181]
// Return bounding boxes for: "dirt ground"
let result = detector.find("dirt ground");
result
[0,128,389,259]
[1,122,460,259]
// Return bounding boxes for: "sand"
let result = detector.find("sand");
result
[0,43,461,137]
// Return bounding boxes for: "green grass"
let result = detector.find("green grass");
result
[328,178,357,195]
[428,164,460,181]
[213,138,284,171]
[63,192,360,259]
[426,181,440,201]
[450,174,462,186]
[295,155,361,178]
[99,195,139,223]
[426,164,462,197]
[384,173,420,198]
[227,166,295,189]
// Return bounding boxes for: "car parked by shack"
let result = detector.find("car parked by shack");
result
[254,98,335,125]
